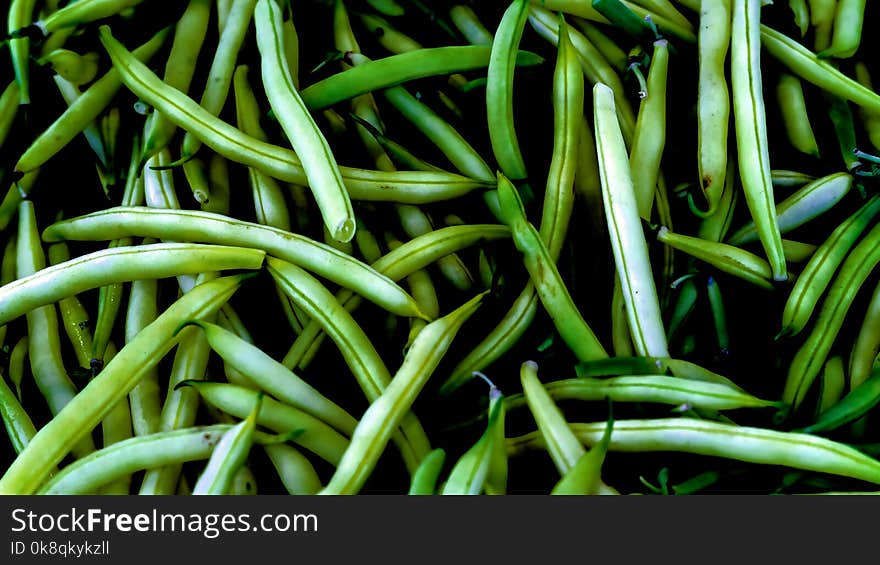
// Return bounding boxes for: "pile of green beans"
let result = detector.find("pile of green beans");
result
[4,0,880,496]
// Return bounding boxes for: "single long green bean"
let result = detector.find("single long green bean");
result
[508,417,880,484]
[300,46,542,111]
[42,207,425,320]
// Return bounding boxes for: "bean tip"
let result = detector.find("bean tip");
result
[333,219,357,244]
[173,379,201,392]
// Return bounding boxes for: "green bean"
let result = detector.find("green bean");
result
[179,0,255,163]
[202,154,232,215]
[631,0,693,29]
[497,172,608,362]
[264,443,323,495]
[408,448,446,495]
[321,292,486,495]
[0,242,264,327]
[853,62,880,152]
[14,27,170,174]
[43,207,426,320]
[8,336,27,402]
[657,226,775,290]
[99,27,491,201]
[728,172,853,245]
[529,0,606,22]
[595,82,668,357]
[46,242,94,370]
[125,276,160,436]
[96,341,135,495]
[138,295,218,495]
[255,0,354,243]
[508,417,880,484]
[449,4,494,45]
[8,0,38,104]
[519,360,618,495]
[38,48,99,85]
[50,75,110,172]
[818,355,846,415]
[777,73,820,157]
[824,92,860,172]
[508,374,778,412]
[787,0,810,36]
[784,221,880,409]
[551,413,613,495]
[801,369,880,434]
[142,0,212,161]
[234,65,291,231]
[0,274,249,494]
[365,0,404,16]
[401,261,439,350]
[486,0,531,181]
[178,157,210,206]
[772,169,818,188]
[706,276,730,355]
[520,360,587,475]
[850,280,880,394]
[0,172,39,233]
[189,320,358,436]
[529,5,636,146]
[783,239,818,263]
[760,25,880,116]
[593,0,696,43]
[432,45,581,388]
[486,385,509,495]
[441,386,505,495]
[629,39,669,220]
[611,277,635,356]
[666,276,698,345]
[819,0,865,59]
[93,138,144,362]
[193,393,262,495]
[350,114,446,173]
[575,357,744,392]
[180,378,350,467]
[38,424,249,495]
[143,150,181,209]
[17,201,95,459]
[228,466,258,495]
[0,368,37,455]
[779,195,880,337]
[732,0,787,282]
[541,17,583,260]
[0,81,20,148]
[304,47,542,112]
[570,18,627,73]
[0,236,14,352]
[37,0,147,33]
[575,355,668,377]
[354,13,420,54]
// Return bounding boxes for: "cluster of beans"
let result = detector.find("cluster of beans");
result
[3,0,880,495]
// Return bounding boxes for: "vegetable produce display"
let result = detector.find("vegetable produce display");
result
[4,0,880,496]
